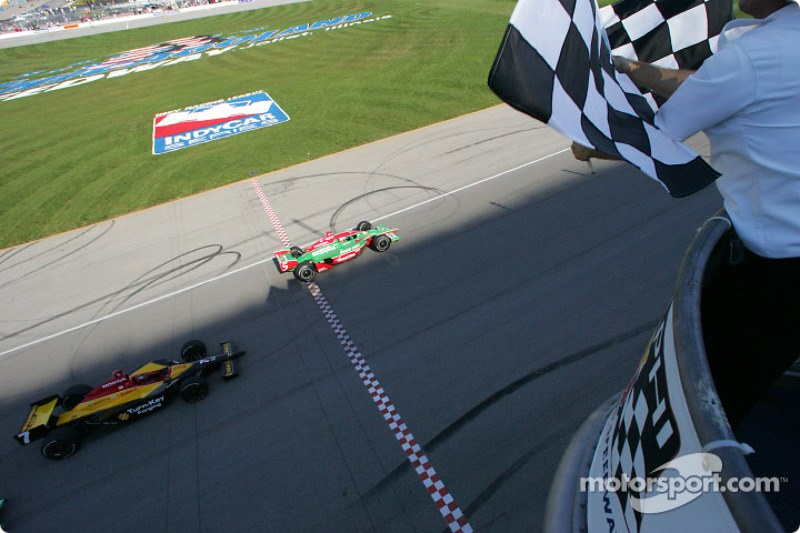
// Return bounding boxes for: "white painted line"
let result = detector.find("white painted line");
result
[373,148,570,223]
[0,257,273,358]
[0,148,570,358]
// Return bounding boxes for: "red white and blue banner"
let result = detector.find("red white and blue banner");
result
[1,12,392,102]
[152,91,289,154]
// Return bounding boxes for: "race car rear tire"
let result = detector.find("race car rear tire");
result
[290,246,304,258]
[357,221,372,231]
[180,375,208,403]
[181,340,207,362]
[61,384,93,411]
[293,262,317,283]
[41,427,82,460]
[369,234,391,252]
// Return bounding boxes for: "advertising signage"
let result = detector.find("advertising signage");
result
[152,91,290,154]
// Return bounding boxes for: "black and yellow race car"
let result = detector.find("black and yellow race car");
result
[14,340,244,460]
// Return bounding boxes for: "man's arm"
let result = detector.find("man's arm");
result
[612,56,695,98]
[570,56,697,167]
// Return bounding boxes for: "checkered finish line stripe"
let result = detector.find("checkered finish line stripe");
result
[249,180,473,533]
[250,178,291,248]
[308,283,473,533]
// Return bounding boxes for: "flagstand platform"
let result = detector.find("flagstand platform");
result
[544,213,792,532]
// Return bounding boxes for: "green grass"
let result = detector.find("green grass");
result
[0,0,518,249]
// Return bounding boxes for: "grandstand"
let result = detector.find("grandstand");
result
[1,0,70,25]
[1,0,212,31]
[0,0,173,31]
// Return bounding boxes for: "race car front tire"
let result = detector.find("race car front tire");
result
[181,339,208,362]
[61,384,93,411]
[41,427,82,460]
[369,234,391,252]
[180,375,208,403]
[293,262,317,282]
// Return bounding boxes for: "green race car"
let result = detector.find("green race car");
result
[274,221,400,282]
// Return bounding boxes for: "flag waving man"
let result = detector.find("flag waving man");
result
[489,0,800,425]
[618,0,800,427]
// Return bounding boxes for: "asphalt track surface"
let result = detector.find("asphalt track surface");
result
[0,104,725,532]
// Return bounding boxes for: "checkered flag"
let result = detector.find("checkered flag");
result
[601,0,732,107]
[487,0,723,198]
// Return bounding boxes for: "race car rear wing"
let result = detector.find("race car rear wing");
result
[219,341,240,380]
[14,394,60,446]
[273,249,298,273]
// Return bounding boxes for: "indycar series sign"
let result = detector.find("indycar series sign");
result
[152,91,289,154]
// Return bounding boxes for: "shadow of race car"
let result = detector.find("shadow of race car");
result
[14,340,244,460]
[273,221,400,282]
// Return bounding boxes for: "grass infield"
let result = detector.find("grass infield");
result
[0,0,517,249]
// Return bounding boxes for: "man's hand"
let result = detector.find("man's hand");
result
[612,55,633,75]
[570,142,619,162]
[570,142,621,174]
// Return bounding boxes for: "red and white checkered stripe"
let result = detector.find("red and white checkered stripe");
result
[307,282,473,533]
[249,179,473,533]
[250,179,291,247]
